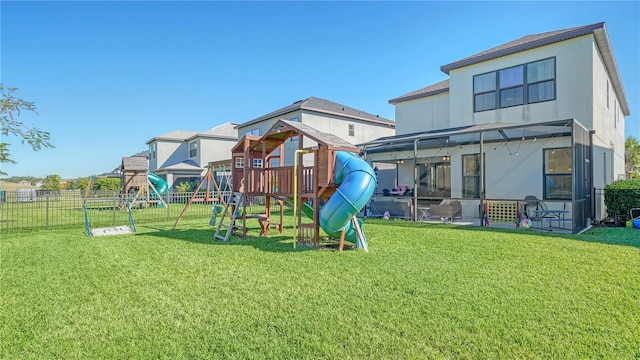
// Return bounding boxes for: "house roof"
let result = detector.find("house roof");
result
[146,130,197,144]
[389,80,450,104]
[439,22,629,115]
[156,159,203,173]
[237,97,395,129]
[131,150,149,158]
[185,122,239,141]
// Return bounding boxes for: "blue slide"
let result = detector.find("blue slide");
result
[317,151,377,249]
[148,172,169,196]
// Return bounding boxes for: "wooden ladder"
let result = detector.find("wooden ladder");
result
[214,192,244,241]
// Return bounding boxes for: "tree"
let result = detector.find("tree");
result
[41,174,61,191]
[1,85,54,175]
[93,178,120,191]
[625,136,640,180]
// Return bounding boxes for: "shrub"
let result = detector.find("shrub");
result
[604,180,640,223]
[175,181,194,193]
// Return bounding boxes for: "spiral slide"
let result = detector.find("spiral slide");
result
[148,172,169,196]
[305,151,376,249]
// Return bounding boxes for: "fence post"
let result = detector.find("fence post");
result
[46,192,50,230]
[166,192,170,221]
[113,192,117,226]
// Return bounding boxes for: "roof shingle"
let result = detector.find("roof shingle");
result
[237,97,395,128]
[389,80,449,104]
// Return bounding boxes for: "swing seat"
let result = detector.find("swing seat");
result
[90,226,133,237]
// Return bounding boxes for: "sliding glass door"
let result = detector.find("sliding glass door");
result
[417,159,451,198]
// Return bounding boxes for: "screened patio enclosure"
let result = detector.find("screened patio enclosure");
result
[360,119,593,233]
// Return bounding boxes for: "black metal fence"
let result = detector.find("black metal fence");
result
[0,189,234,233]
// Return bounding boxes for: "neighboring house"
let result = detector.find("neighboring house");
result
[360,22,630,233]
[146,122,238,189]
[236,96,395,166]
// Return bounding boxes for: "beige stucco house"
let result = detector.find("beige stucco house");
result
[146,122,238,189]
[361,22,630,233]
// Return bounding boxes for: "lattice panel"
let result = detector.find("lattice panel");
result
[486,201,518,223]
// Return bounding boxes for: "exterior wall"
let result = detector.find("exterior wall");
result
[298,111,394,166]
[394,92,450,135]
[301,110,395,145]
[197,137,236,169]
[448,36,594,129]
[591,41,627,184]
[152,140,187,172]
[236,110,303,166]
[236,109,394,167]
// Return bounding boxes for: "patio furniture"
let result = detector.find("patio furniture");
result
[373,198,413,219]
[417,207,431,221]
[430,199,462,219]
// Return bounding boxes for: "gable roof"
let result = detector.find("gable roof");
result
[186,122,239,141]
[146,130,197,144]
[156,159,202,172]
[389,79,450,104]
[122,156,148,171]
[440,23,605,74]
[131,150,149,158]
[439,22,629,115]
[237,97,395,128]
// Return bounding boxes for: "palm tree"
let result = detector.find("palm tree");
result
[625,136,640,180]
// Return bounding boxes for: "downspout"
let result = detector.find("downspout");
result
[413,139,418,221]
[589,129,596,222]
[571,121,576,233]
[479,131,485,226]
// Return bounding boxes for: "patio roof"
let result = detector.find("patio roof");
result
[359,119,578,154]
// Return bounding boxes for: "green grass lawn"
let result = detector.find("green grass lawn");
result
[1,218,639,359]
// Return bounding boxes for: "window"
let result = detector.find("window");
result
[473,57,555,112]
[462,154,481,198]
[235,157,244,169]
[348,124,355,137]
[149,143,156,159]
[473,72,496,112]
[252,158,263,168]
[499,65,524,107]
[544,147,571,200]
[189,141,198,158]
[527,58,555,103]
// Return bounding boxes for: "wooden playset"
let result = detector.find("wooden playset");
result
[213,119,369,250]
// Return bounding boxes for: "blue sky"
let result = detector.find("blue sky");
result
[1,1,638,179]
